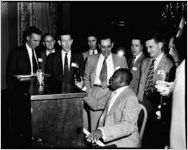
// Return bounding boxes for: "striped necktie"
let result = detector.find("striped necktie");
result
[144,58,155,94]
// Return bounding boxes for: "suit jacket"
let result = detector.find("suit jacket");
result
[53,50,84,83]
[7,45,34,79]
[40,50,55,74]
[84,53,128,89]
[137,54,174,102]
[129,53,146,95]
[84,87,140,147]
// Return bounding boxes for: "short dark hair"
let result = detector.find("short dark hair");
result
[25,26,42,37]
[99,33,113,43]
[116,68,133,85]
[59,31,72,39]
[42,33,54,42]
[131,34,144,45]
[146,32,165,43]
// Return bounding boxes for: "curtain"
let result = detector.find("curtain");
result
[17,2,57,46]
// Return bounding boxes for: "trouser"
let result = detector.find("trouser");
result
[141,92,170,148]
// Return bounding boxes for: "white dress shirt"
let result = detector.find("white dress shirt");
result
[154,52,164,71]
[26,43,38,74]
[61,50,71,70]
[133,52,143,64]
[46,49,55,56]
[89,49,98,55]
[94,54,114,85]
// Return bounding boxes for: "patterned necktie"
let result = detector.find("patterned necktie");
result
[100,57,107,83]
[64,53,69,74]
[144,58,155,94]
[32,49,38,73]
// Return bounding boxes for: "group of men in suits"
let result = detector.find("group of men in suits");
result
[6,26,176,148]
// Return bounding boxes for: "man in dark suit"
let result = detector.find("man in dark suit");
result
[53,32,84,84]
[82,34,99,62]
[129,36,146,95]
[137,32,175,148]
[6,26,42,85]
[40,33,56,74]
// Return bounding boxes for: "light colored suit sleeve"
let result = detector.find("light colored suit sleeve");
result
[100,95,139,142]
[84,57,91,89]
[84,89,110,110]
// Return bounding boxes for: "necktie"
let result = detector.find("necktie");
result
[130,57,136,69]
[64,53,69,74]
[144,58,155,94]
[32,49,38,73]
[100,57,107,83]
[92,51,95,55]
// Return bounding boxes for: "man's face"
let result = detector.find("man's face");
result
[145,39,162,58]
[58,35,73,52]
[99,38,113,57]
[131,39,143,57]
[88,36,97,50]
[27,33,41,50]
[43,35,55,51]
[109,71,121,91]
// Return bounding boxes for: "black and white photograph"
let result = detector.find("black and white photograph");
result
[1,1,187,149]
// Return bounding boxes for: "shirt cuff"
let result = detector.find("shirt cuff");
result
[81,86,87,91]
[98,127,107,141]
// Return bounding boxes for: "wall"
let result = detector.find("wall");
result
[1,2,17,90]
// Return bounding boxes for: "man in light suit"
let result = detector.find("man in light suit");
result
[82,34,99,62]
[129,36,146,95]
[137,32,174,148]
[83,35,128,132]
[84,68,140,148]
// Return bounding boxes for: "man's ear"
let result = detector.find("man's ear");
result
[158,42,163,49]
[98,44,101,49]
[111,42,114,48]
[26,36,30,41]
[70,39,73,45]
[58,40,61,45]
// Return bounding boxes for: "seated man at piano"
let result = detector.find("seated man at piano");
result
[84,68,140,148]
[6,26,42,87]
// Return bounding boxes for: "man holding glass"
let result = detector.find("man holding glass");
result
[137,32,175,148]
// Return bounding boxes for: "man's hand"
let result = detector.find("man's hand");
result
[155,80,174,96]
[74,77,84,89]
[86,129,103,144]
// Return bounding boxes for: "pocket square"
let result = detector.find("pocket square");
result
[132,67,137,71]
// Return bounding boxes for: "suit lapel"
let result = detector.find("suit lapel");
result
[23,45,32,73]
[106,87,129,117]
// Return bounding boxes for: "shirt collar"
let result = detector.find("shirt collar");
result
[135,52,143,61]
[113,86,128,96]
[62,50,71,56]
[100,53,112,60]
[46,49,55,55]
[154,52,164,62]
[89,49,98,55]
[26,43,32,51]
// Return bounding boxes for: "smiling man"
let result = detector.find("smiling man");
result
[83,34,128,132]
